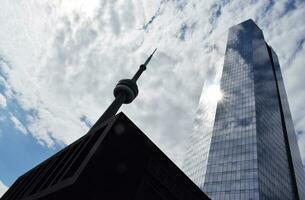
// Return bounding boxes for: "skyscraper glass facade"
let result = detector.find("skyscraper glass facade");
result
[184,19,305,200]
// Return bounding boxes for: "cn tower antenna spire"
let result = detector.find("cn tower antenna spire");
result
[92,49,157,129]
[132,48,157,82]
[144,48,157,66]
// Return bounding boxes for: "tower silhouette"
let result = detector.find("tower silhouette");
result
[1,50,210,200]
[93,48,157,127]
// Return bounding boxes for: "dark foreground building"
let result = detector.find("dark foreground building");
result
[184,19,305,200]
[1,113,210,200]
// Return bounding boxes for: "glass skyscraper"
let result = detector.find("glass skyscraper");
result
[183,19,305,200]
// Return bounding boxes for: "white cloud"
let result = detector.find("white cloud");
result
[0,180,8,198]
[0,93,6,108]
[9,114,28,135]
[0,0,304,169]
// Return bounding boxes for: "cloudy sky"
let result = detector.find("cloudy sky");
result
[0,0,305,196]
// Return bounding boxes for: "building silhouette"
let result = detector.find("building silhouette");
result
[184,19,305,200]
[1,51,210,200]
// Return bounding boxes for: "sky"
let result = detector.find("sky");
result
[0,0,305,196]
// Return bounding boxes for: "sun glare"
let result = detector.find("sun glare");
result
[206,85,223,102]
